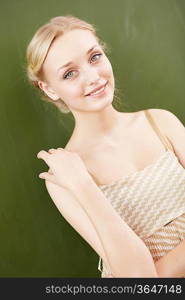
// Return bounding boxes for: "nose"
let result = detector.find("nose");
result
[83,65,100,85]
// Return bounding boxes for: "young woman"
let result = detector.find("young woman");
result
[26,15,185,278]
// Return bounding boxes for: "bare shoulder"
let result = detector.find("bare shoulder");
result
[146,108,185,134]
[64,138,79,153]
[147,108,177,120]
[148,108,185,166]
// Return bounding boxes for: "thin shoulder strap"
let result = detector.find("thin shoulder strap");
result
[144,109,174,152]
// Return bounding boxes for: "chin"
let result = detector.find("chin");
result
[88,98,113,112]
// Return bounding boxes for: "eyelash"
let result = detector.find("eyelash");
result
[63,52,102,80]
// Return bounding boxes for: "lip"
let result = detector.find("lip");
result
[85,81,108,96]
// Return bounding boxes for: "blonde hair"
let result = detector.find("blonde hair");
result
[26,15,109,113]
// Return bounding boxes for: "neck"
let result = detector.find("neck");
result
[70,104,122,145]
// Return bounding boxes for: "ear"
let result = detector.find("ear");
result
[38,80,60,101]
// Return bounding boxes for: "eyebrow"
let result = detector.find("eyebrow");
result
[57,45,99,73]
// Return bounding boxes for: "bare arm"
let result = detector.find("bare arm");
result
[37,149,156,277]
[45,179,110,270]
[155,239,185,277]
[58,177,158,277]
[45,177,157,277]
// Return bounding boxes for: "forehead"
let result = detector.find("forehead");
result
[44,29,98,68]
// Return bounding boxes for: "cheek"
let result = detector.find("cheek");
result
[104,63,114,85]
[60,84,82,101]
[103,60,114,78]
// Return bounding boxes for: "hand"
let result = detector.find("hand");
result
[37,148,92,191]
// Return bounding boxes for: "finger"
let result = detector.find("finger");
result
[37,150,50,160]
[57,147,64,151]
[38,172,57,184]
[48,148,56,154]
[48,168,53,174]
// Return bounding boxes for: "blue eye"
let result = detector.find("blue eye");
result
[63,70,75,79]
[91,53,102,62]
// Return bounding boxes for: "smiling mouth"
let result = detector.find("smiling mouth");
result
[85,81,108,97]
